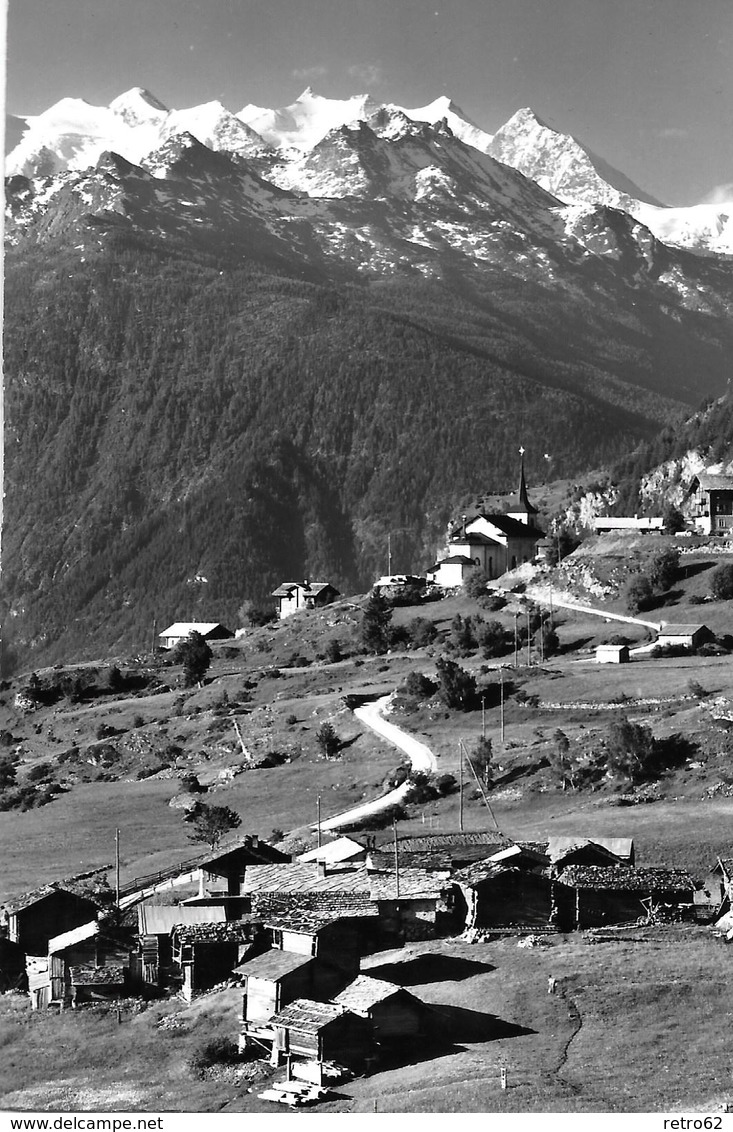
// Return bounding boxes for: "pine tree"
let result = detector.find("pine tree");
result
[360,592,392,654]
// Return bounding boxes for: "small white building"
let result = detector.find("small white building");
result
[271,581,340,619]
[593,517,664,533]
[158,622,234,650]
[595,644,630,664]
[656,623,713,651]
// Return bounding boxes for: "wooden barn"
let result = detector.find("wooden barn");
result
[556,866,695,930]
[452,862,554,930]
[158,622,234,650]
[135,903,229,987]
[2,884,100,955]
[0,936,26,992]
[334,975,429,1045]
[194,836,290,901]
[368,869,455,942]
[267,999,374,1072]
[171,919,264,1000]
[264,909,366,976]
[655,624,713,651]
[547,837,634,872]
[237,949,349,1024]
[27,919,131,1010]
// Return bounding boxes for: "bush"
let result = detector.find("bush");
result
[476,619,507,658]
[399,671,437,699]
[405,617,438,649]
[648,548,679,592]
[188,1036,240,1078]
[711,563,733,601]
[463,567,492,600]
[26,762,53,783]
[478,593,506,612]
[435,656,477,711]
[625,574,655,612]
[324,639,343,664]
[688,594,705,605]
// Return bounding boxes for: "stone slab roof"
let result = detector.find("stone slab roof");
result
[559,866,694,892]
[269,998,345,1033]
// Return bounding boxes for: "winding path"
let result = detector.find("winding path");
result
[317,694,437,833]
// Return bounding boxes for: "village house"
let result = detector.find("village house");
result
[372,831,515,872]
[158,622,234,650]
[655,623,713,651]
[264,909,364,976]
[452,862,555,931]
[1,884,101,956]
[333,975,431,1046]
[546,837,634,872]
[191,836,291,904]
[68,965,128,1007]
[26,919,130,1011]
[684,472,733,535]
[556,865,695,930]
[271,581,340,620]
[428,458,544,588]
[593,516,665,534]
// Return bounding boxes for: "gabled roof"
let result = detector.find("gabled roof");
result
[234,949,313,980]
[271,582,338,598]
[657,624,710,636]
[334,975,412,1012]
[546,837,632,865]
[297,836,367,864]
[264,909,361,934]
[159,622,228,638]
[3,883,97,916]
[48,920,100,954]
[429,555,476,568]
[269,998,346,1032]
[172,921,259,944]
[137,903,227,936]
[695,473,733,491]
[559,866,694,892]
[470,514,542,538]
[252,892,378,920]
[368,869,447,901]
[243,863,371,895]
[394,832,512,854]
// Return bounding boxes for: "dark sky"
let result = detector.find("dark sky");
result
[7,0,733,205]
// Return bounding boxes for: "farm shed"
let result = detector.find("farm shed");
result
[2,884,100,955]
[452,863,554,931]
[368,869,455,941]
[237,949,351,1058]
[379,830,514,871]
[136,903,228,987]
[595,644,630,664]
[171,919,264,1001]
[334,975,429,1044]
[158,622,234,649]
[556,866,695,930]
[267,998,375,1071]
[271,582,340,620]
[656,623,713,651]
[28,919,132,1010]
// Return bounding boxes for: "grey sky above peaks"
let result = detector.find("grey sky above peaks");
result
[8,0,733,207]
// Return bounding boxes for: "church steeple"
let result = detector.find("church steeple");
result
[509,447,538,528]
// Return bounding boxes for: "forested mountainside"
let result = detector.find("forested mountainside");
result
[5,121,733,669]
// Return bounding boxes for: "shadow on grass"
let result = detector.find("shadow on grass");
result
[368,954,494,985]
[375,1005,536,1070]
[338,733,362,752]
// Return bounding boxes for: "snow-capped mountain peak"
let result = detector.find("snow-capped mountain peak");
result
[237,87,379,151]
[108,87,169,125]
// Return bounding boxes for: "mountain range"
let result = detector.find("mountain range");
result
[5,86,733,668]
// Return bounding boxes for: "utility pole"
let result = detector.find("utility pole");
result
[481,695,486,738]
[514,614,519,668]
[459,741,464,831]
[526,607,531,667]
[115,828,121,910]
[500,668,505,744]
[393,816,400,898]
[151,617,157,656]
[387,533,392,576]
[317,796,322,848]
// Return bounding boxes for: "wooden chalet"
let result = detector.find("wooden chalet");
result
[452,862,554,931]
[334,975,429,1045]
[194,836,290,901]
[372,831,514,872]
[684,472,733,536]
[266,998,374,1072]
[171,919,264,1001]
[2,884,101,955]
[368,869,455,941]
[264,909,365,976]
[556,866,695,930]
